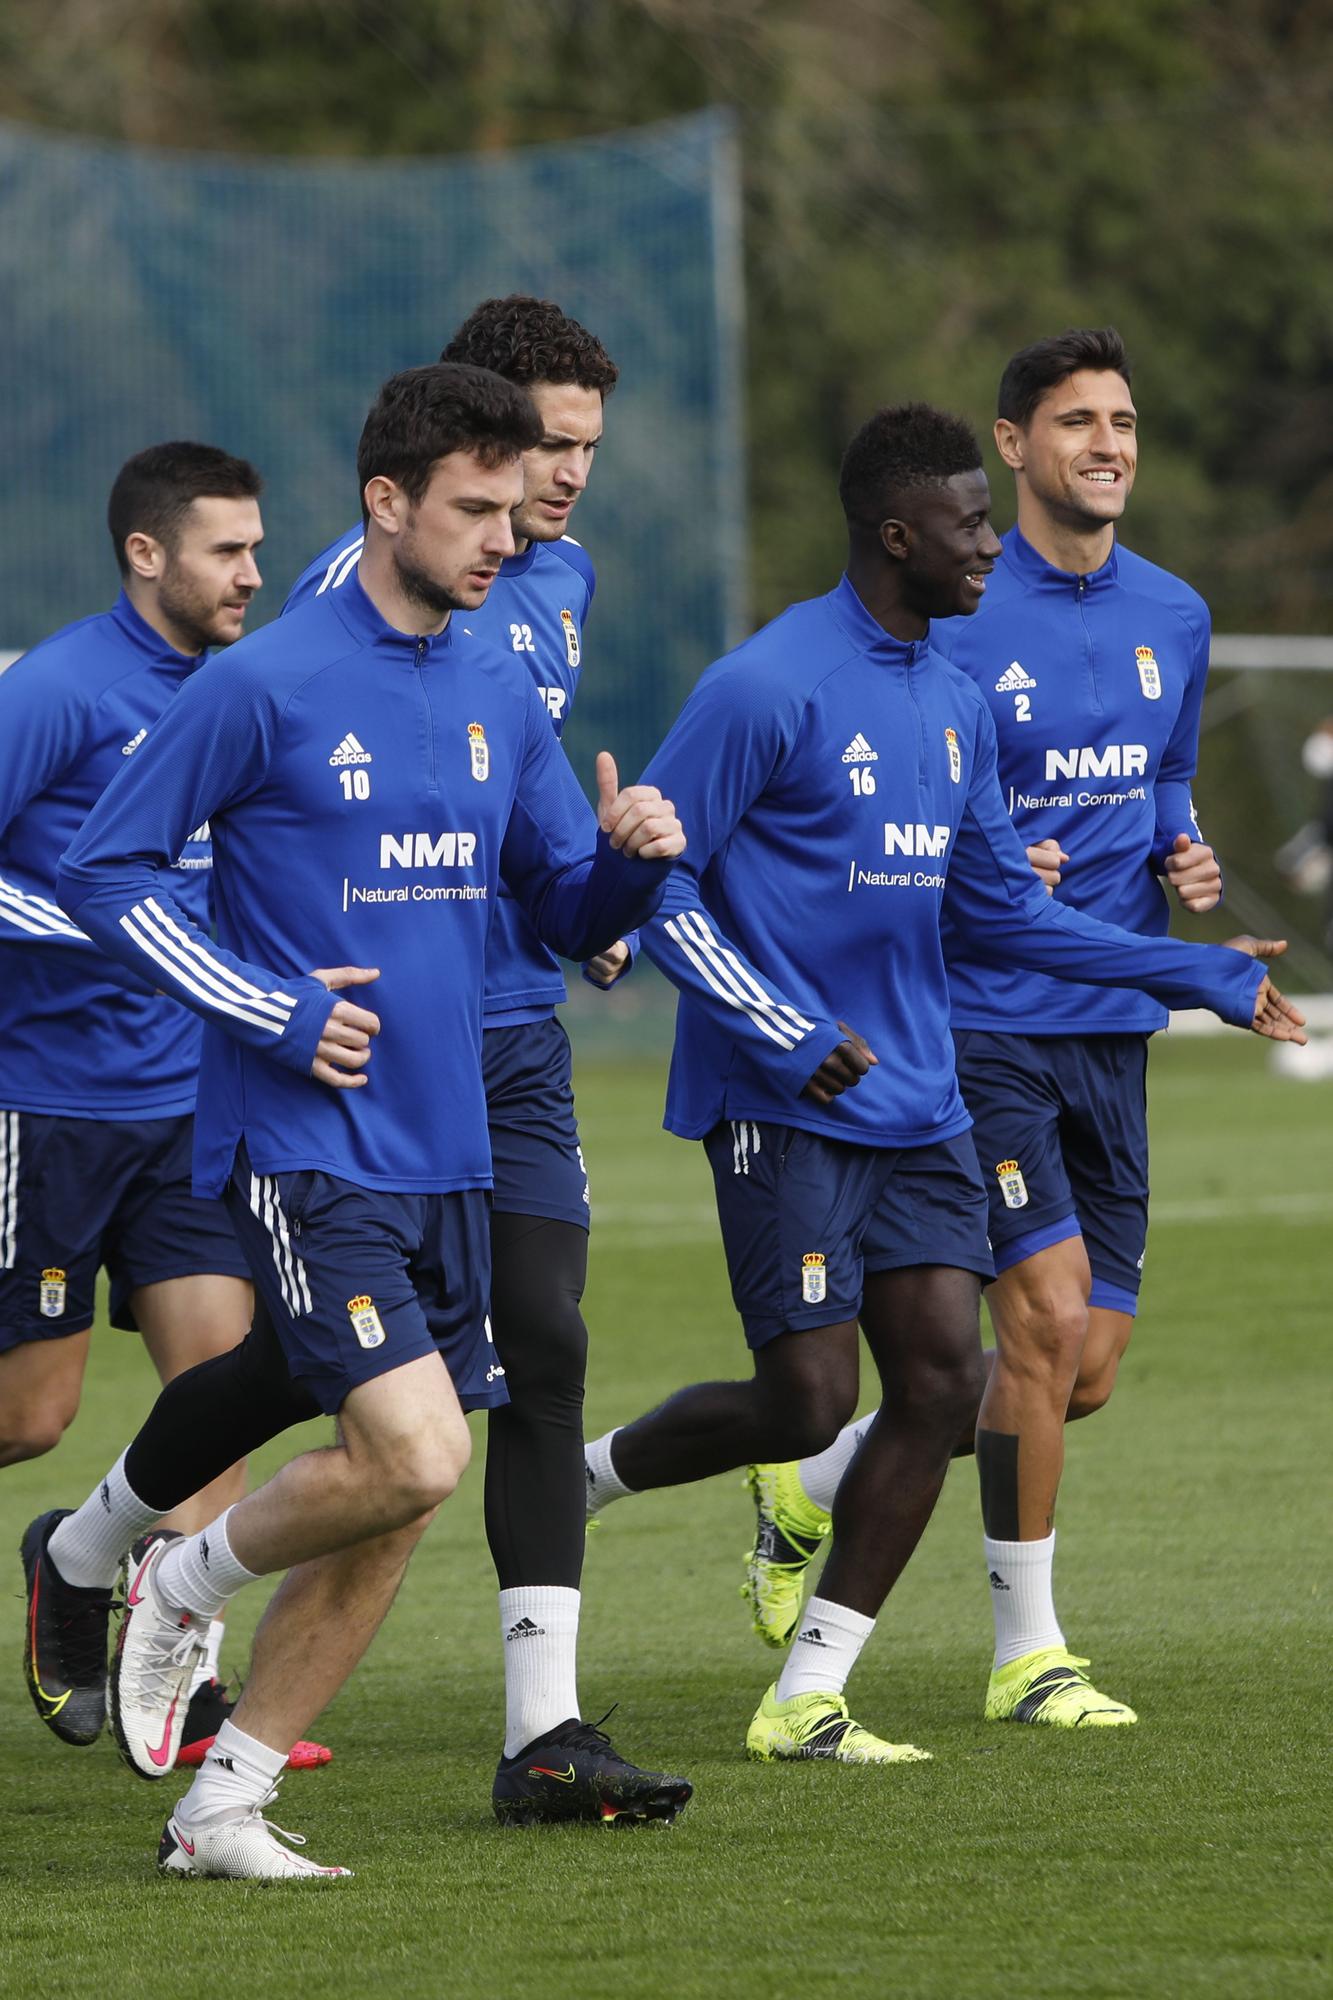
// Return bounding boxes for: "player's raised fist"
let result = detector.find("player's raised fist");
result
[1165,832,1222,912]
[1221,936,1307,1044]
[595,750,686,861]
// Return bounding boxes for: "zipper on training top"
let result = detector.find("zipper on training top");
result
[1076,574,1102,716]
[414,637,437,791]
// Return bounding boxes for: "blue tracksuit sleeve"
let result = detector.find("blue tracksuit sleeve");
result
[498,685,674,961]
[945,706,1263,1027]
[1151,597,1210,868]
[637,675,844,1094]
[56,667,335,1074]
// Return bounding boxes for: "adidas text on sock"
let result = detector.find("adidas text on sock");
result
[775,1595,876,1703]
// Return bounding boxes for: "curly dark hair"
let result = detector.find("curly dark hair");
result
[442,295,618,398]
[357,363,543,515]
[107,442,262,576]
[998,327,1131,427]
[838,404,983,533]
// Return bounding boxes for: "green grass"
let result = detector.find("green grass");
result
[1,1035,1330,2000]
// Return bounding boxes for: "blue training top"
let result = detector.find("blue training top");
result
[639,574,1262,1152]
[58,574,672,1197]
[935,525,1212,1035]
[0,591,212,1121]
[286,529,604,1022]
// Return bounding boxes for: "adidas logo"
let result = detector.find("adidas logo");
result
[209,1755,236,1773]
[199,1535,210,1566]
[329,732,372,767]
[121,727,147,756]
[796,1626,829,1648]
[99,1478,111,1513]
[841,733,878,764]
[506,1617,545,1642]
[988,1569,1011,1591]
[994,662,1036,693]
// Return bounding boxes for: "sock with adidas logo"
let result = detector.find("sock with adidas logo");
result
[797,1411,877,1513]
[175,1718,288,1828]
[984,1531,1064,1667]
[774,1595,875,1703]
[499,1586,581,1757]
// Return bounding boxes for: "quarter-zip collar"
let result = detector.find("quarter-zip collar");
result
[1003,524,1119,595]
[329,569,457,664]
[828,574,932,667]
[108,590,207,674]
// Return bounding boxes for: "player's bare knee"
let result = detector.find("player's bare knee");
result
[1068,1355,1120,1418]
[998,1287,1088,1381]
[0,1399,78,1462]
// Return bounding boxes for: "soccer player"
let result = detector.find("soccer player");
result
[285,297,644,1813]
[743,330,1238,1728]
[7,444,265,1755]
[580,402,1304,1763]
[53,362,688,1878]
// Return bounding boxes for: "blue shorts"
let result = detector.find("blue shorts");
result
[223,1143,508,1417]
[702,1121,992,1348]
[0,1111,249,1351]
[482,1017,590,1231]
[952,1030,1150,1315]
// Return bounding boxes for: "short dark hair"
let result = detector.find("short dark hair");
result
[839,404,984,534]
[356,362,544,515]
[107,442,262,576]
[997,327,1132,428]
[442,295,619,399]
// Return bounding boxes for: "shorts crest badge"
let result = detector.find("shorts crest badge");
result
[467,722,490,782]
[560,608,580,670]
[801,1252,827,1305]
[995,1160,1029,1210]
[39,1268,67,1319]
[1135,646,1162,699]
[945,726,962,783]
[347,1293,387,1349]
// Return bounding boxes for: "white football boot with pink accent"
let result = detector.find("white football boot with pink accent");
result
[158,1788,352,1880]
[110,1532,203,1779]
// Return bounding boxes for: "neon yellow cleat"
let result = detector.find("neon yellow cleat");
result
[745,1684,932,1764]
[740,1464,832,1649]
[985,1647,1138,1727]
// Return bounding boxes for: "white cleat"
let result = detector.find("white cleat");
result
[110,1533,203,1780]
[158,1794,352,1880]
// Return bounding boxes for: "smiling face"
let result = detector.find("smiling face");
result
[509,381,605,547]
[996,369,1137,540]
[892,469,1004,621]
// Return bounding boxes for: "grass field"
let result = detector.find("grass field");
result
[1,1035,1329,2000]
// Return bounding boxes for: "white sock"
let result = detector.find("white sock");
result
[499,1586,581,1756]
[584,1430,634,1518]
[48,1451,160,1589]
[188,1619,227,1699]
[984,1532,1064,1668]
[157,1508,261,1621]
[176,1718,288,1827]
[797,1411,879,1513]
[775,1595,876,1702]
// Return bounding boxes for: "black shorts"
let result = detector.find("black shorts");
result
[702,1120,992,1347]
[952,1030,1150,1314]
[0,1111,248,1350]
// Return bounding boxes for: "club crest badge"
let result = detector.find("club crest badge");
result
[39,1268,67,1319]
[995,1160,1029,1210]
[467,721,490,782]
[801,1252,827,1305]
[945,726,962,783]
[560,608,580,670]
[1135,645,1162,700]
[347,1294,387,1349]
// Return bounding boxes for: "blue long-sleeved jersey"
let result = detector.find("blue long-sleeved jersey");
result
[935,526,1212,1034]
[286,528,606,1020]
[58,575,672,1196]
[640,575,1262,1150]
[0,593,212,1120]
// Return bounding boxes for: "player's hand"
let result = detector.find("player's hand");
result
[802,1022,879,1105]
[1165,832,1222,912]
[1026,838,1068,893]
[1222,936,1308,1044]
[595,752,686,860]
[584,939,632,988]
[309,965,381,1087]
